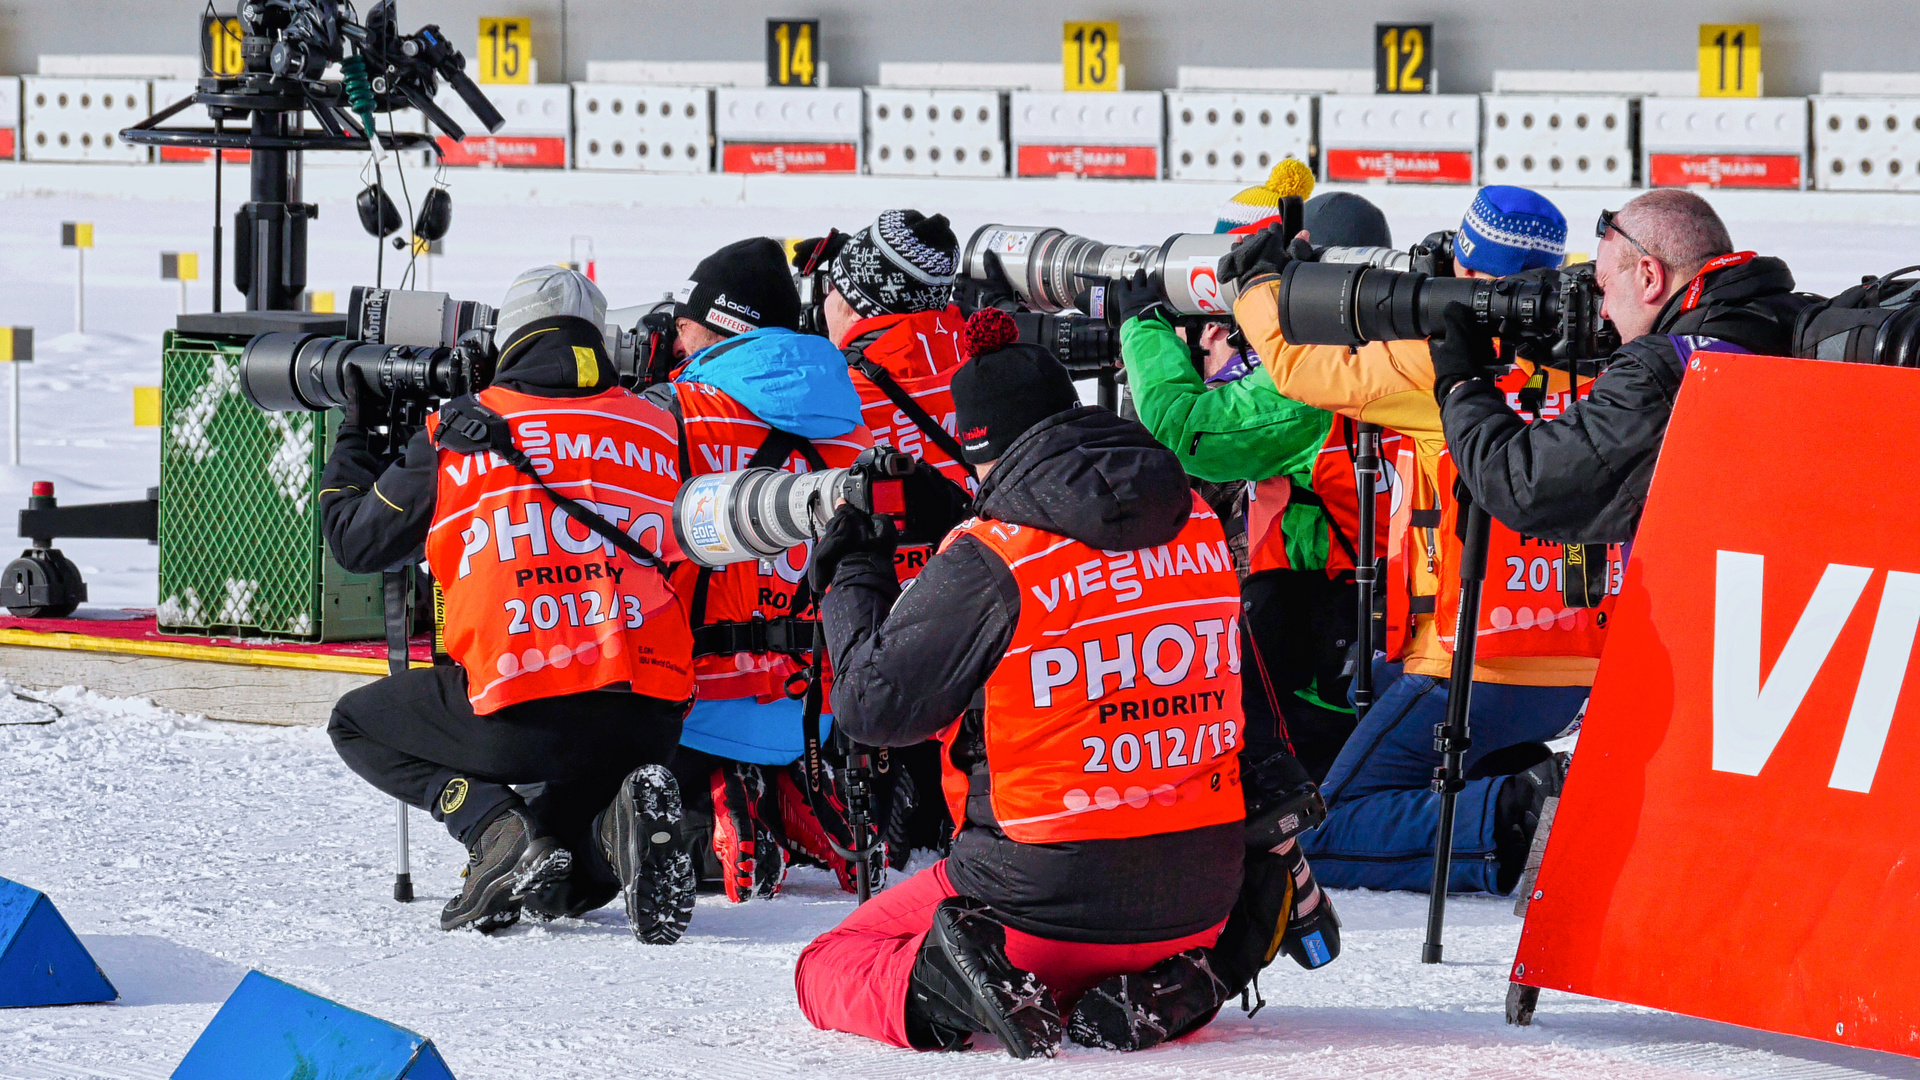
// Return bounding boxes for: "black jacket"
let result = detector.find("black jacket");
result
[320,317,618,574]
[1439,256,1806,544]
[822,406,1244,943]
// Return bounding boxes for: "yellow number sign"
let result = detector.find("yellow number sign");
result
[1376,23,1432,94]
[478,17,532,85]
[203,15,244,77]
[1063,21,1120,92]
[767,20,819,87]
[1699,24,1761,97]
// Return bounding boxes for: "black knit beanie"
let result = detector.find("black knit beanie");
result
[828,209,959,318]
[950,310,1079,464]
[1302,192,1393,249]
[674,237,802,337]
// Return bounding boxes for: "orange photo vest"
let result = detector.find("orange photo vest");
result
[939,493,1247,844]
[424,385,693,714]
[1247,419,1405,576]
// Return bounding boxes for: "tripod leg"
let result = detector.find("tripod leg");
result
[1352,423,1381,717]
[1422,502,1492,963]
[1506,982,1540,1026]
[394,800,414,902]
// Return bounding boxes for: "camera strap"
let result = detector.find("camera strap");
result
[844,339,978,483]
[432,395,666,574]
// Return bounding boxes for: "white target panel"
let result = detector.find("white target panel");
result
[865,88,1005,178]
[1318,94,1480,185]
[1010,91,1162,178]
[573,84,712,173]
[1640,97,1808,190]
[1164,91,1311,183]
[433,83,571,169]
[1480,95,1633,188]
[1812,97,1920,192]
[23,76,151,163]
[0,77,18,160]
[715,88,863,174]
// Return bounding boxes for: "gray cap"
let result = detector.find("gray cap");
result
[494,265,607,348]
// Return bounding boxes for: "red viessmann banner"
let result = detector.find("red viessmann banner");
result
[435,135,568,169]
[1514,353,1920,1057]
[1324,148,1474,184]
[1649,152,1803,189]
[721,141,858,174]
[1014,144,1160,179]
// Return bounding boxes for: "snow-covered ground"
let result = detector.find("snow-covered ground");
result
[4,683,1919,1080]
[3,175,1920,1077]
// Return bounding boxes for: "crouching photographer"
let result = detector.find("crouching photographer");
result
[1439,189,1806,544]
[795,310,1336,1057]
[317,267,700,940]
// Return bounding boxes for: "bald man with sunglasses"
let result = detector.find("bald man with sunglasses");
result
[1436,189,1808,545]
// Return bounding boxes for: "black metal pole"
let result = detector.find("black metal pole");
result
[384,567,415,903]
[1351,423,1382,716]
[1422,499,1491,963]
[211,139,223,314]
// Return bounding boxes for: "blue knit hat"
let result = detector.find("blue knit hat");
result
[1453,186,1567,276]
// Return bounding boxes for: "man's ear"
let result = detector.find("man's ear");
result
[1640,256,1671,305]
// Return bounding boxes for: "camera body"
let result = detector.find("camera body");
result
[238,286,496,416]
[672,446,915,569]
[604,296,680,389]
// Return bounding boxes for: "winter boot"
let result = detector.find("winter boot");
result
[777,766,883,895]
[1495,751,1570,894]
[598,764,698,944]
[521,866,620,923]
[711,764,785,902]
[906,897,1063,1059]
[1067,948,1229,1051]
[441,808,573,933]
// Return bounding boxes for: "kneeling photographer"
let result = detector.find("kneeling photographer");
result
[794,310,1336,1057]
[1439,189,1805,544]
[318,267,700,940]
[1227,187,1592,896]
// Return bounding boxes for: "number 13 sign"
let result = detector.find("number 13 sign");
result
[1063,22,1120,92]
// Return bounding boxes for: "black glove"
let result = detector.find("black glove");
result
[806,504,899,594]
[899,460,973,544]
[951,250,1019,315]
[791,233,846,273]
[341,373,367,429]
[1430,302,1500,405]
[1216,222,1296,290]
[1108,268,1166,327]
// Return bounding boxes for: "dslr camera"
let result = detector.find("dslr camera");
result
[238,287,496,419]
[604,296,680,390]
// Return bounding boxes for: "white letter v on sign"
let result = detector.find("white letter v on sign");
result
[1712,551,1872,776]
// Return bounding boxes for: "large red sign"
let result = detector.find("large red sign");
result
[1514,353,1920,1058]
[1324,148,1474,184]
[1649,152,1803,189]
[721,141,858,174]
[1014,144,1159,179]
[434,135,568,169]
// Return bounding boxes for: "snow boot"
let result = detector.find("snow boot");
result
[1067,948,1228,1051]
[441,808,573,933]
[599,764,698,944]
[711,763,785,902]
[1495,751,1570,894]
[906,897,1062,1059]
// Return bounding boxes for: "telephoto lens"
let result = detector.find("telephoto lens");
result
[962,225,1246,317]
[237,332,492,413]
[671,448,916,569]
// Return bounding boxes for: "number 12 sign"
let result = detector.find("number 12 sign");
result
[1063,22,1120,92]
[1375,22,1433,94]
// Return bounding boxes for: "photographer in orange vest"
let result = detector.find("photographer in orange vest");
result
[793,311,1268,1057]
[321,267,697,940]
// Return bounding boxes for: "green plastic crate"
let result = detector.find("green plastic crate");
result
[157,330,385,641]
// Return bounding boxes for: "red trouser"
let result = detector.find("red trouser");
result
[794,859,1224,1049]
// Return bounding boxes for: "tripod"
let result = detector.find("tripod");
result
[1422,496,1492,963]
[1350,423,1384,718]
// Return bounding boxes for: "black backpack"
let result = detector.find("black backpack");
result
[1793,266,1920,368]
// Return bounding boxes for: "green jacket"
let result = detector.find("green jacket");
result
[1121,311,1336,572]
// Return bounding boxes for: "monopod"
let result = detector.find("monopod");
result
[1422,496,1492,963]
[1350,423,1383,717]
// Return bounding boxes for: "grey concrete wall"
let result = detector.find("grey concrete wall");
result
[0,1,1912,97]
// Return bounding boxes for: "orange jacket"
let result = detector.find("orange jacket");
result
[1234,274,1604,688]
[936,493,1246,844]
[424,385,693,713]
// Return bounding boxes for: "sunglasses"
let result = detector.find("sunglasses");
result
[1596,209,1653,260]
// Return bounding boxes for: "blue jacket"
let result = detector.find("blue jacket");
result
[674,326,862,764]
[675,327,864,438]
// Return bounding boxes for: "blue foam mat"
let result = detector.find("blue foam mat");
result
[0,875,118,1008]
[173,970,454,1080]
